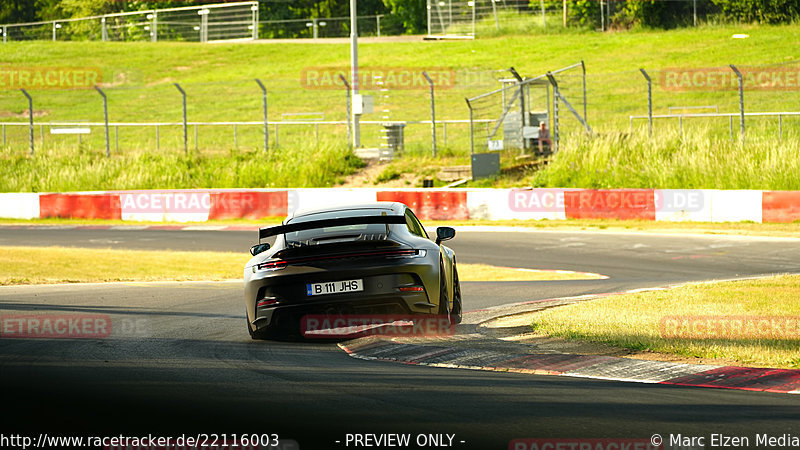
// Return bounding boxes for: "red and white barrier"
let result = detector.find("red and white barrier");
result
[1,188,799,223]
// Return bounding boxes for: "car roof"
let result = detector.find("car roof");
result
[288,201,406,222]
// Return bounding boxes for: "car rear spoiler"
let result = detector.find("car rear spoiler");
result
[259,215,406,241]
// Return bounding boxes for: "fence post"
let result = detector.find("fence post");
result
[20,89,34,156]
[198,8,210,43]
[581,60,587,126]
[150,12,158,42]
[255,79,268,152]
[101,17,107,41]
[422,71,437,156]
[600,0,604,32]
[508,67,525,150]
[427,0,431,37]
[639,68,653,137]
[52,22,58,41]
[730,65,745,142]
[465,98,474,155]
[94,86,111,157]
[376,15,381,37]
[174,83,188,154]
[339,74,352,147]
[545,78,559,153]
[251,4,259,40]
[491,0,499,31]
[540,0,546,26]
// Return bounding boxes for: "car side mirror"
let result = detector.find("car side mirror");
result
[435,227,455,245]
[250,243,270,256]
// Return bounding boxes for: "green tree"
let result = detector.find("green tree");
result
[711,0,800,23]
[381,0,426,34]
[0,0,61,23]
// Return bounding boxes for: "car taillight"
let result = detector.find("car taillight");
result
[256,260,287,272]
[257,298,279,307]
[398,286,425,292]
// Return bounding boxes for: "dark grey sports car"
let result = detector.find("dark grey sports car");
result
[244,202,462,339]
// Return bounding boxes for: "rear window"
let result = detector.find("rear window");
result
[285,209,393,247]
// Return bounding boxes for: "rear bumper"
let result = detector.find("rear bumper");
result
[245,262,437,332]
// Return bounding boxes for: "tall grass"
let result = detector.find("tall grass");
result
[0,138,364,192]
[530,129,800,189]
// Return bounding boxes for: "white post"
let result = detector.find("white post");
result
[252,4,259,40]
[350,0,360,148]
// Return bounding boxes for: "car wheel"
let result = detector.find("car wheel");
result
[438,262,452,325]
[451,265,463,324]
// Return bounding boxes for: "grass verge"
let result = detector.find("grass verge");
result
[528,131,800,190]
[0,246,250,284]
[0,139,364,191]
[530,275,800,369]
[0,246,594,286]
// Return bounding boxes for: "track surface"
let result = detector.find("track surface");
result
[1,227,799,448]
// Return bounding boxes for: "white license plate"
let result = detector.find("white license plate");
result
[306,279,363,296]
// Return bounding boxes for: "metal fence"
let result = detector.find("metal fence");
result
[427,0,721,39]
[2,2,259,43]
[465,62,589,155]
[0,2,391,43]
[2,60,799,157]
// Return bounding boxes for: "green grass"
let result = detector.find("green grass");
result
[528,129,800,189]
[530,275,800,369]
[0,245,587,284]
[0,246,251,284]
[1,24,800,190]
[0,138,364,191]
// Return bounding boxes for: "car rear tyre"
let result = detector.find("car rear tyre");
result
[438,263,452,325]
[451,265,463,324]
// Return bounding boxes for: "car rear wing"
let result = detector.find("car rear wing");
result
[259,215,406,241]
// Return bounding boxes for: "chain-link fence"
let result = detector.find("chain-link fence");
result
[2,60,799,157]
[466,63,588,155]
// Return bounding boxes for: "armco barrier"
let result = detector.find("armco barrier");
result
[564,189,655,221]
[208,191,288,220]
[763,191,800,223]
[39,193,121,220]
[376,190,469,220]
[1,188,799,224]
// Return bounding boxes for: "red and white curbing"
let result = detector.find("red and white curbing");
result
[1,188,800,223]
[340,283,800,394]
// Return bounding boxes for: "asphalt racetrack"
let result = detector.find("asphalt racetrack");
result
[1,226,799,448]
